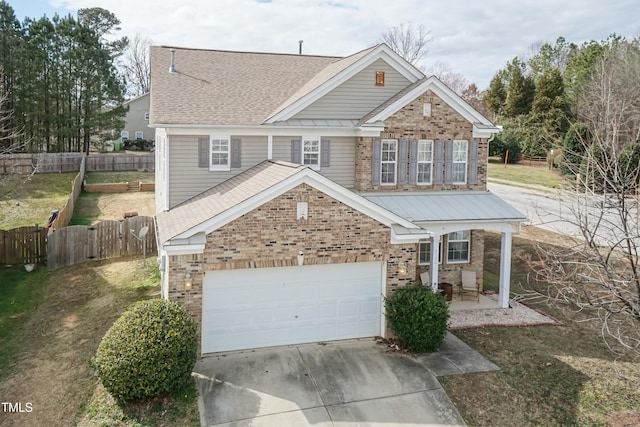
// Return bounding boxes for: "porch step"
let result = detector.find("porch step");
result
[127,182,140,192]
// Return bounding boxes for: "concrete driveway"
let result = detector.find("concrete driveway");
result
[193,332,499,426]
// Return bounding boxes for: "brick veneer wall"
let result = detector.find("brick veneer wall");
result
[355,89,488,192]
[167,183,418,349]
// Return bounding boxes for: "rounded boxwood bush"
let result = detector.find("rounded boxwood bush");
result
[93,299,198,401]
[385,282,449,353]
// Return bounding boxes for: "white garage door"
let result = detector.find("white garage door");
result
[202,262,384,353]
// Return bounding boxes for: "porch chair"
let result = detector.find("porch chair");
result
[459,270,480,302]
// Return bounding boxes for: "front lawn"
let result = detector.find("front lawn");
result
[443,228,640,426]
[0,258,200,427]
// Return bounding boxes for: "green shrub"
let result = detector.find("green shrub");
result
[93,299,197,402]
[385,282,449,353]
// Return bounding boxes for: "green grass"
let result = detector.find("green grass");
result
[488,158,563,188]
[0,266,48,381]
[0,258,199,426]
[0,173,76,229]
[443,231,640,426]
[69,192,101,225]
[84,171,154,184]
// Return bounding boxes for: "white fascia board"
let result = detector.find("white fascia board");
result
[415,219,525,235]
[163,243,205,256]
[173,169,421,241]
[265,45,424,124]
[367,77,494,126]
[390,229,432,244]
[472,123,502,139]
[161,125,361,138]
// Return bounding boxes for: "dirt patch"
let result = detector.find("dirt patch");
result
[89,192,155,221]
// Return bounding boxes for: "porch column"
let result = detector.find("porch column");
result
[430,232,441,291]
[499,229,512,308]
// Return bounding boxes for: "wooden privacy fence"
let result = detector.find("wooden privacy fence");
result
[47,216,157,271]
[0,153,154,174]
[50,156,86,230]
[0,225,47,265]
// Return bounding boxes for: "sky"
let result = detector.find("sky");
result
[9,0,640,88]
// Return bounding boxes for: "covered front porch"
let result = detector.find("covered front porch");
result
[365,191,528,309]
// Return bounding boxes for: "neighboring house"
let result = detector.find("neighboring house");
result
[121,93,153,143]
[151,44,527,354]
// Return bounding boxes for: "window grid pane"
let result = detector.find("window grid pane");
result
[447,231,470,262]
[303,139,320,166]
[452,140,468,183]
[211,138,230,167]
[381,140,397,184]
[417,140,433,184]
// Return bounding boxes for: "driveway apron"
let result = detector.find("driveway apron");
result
[193,332,498,426]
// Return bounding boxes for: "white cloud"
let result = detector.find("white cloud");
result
[53,0,640,87]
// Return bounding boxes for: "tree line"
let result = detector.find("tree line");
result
[485,35,640,176]
[0,2,127,154]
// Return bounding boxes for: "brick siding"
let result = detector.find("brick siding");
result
[355,89,488,192]
[167,184,418,350]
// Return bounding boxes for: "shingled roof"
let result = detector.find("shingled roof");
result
[150,46,345,126]
[156,160,305,244]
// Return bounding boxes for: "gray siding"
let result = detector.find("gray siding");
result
[123,94,153,140]
[292,59,411,120]
[169,135,267,208]
[272,136,355,188]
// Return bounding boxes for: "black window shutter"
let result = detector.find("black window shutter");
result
[321,139,330,167]
[444,139,454,184]
[371,138,381,185]
[230,138,242,168]
[291,139,301,164]
[468,139,479,185]
[198,137,209,168]
[408,139,418,184]
[434,140,444,184]
[398,139,408,185]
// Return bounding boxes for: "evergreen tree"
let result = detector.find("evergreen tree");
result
[504,63,534,117]
[485,74,506,117]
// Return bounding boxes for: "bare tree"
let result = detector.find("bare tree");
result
[426,60,469,95]
[0,67,26,155]
[525,41,640,356]
[119,34,151,97]
[380,23,431,65]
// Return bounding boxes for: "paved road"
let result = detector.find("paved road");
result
[489,181,640,245]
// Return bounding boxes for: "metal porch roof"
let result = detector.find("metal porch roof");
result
[364,191,527,224]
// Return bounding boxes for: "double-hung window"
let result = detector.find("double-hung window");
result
[120,131,129,141]
[447,230,470,263]
[210,137,230,171]
[417,139,433,185]
[452,140,468,184]
[135,131,143,140]
[381,139,397,185]
[418,238,442,265]
[302,138,320,168]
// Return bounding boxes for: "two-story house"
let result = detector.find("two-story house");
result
[150,44,526,354]
[121,92,153,144]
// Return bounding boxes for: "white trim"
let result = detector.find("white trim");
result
[380,139,397,186]
[380,261,387,337]
[366,76,494,127]
[163,243,205,255]
[209,136,231,172]
[265,44,424,123]
[302,136,320,170]
[446,230,471,264]
[417,139,433,185]
[172,168,423,242]
[160,125,379,138]
[267,135,273,159]
[452,139,468,185]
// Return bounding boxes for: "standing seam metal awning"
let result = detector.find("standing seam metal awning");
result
[363,191,527,224]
